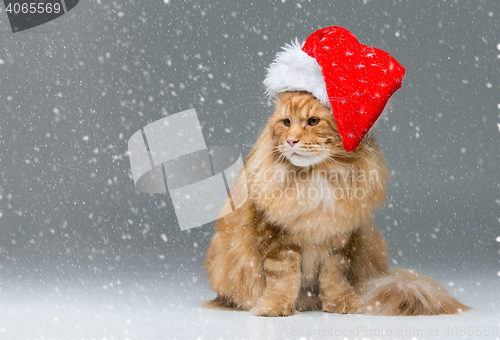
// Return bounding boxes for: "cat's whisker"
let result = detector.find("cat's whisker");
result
[314,143,374,167]
[224,137,280,158]
[321,156,359,174]
[223,101,269,113]
[309,145,362,171]
[252,144,280,152]
[241,72,287,110]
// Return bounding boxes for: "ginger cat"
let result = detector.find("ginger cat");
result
[205,91,470,316]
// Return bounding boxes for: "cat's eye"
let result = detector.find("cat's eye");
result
[308,116,320,126]
[284,118,291,127]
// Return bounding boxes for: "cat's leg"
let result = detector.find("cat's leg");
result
[319,249,363,314]
[205,199,266,311]
[347,221,388,291]
[252,246,301,317]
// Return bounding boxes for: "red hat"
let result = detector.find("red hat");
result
[264,26,405,152]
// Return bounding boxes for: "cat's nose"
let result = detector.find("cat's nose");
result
[287,139,299,147]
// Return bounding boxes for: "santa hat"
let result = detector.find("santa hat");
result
[264,26,405,152]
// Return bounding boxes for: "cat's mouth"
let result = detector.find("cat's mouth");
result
[290,151,309,158]
[286,150,320,167]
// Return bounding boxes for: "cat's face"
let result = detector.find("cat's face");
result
[269,91,352,167]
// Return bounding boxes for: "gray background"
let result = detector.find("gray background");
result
[0,0,499,338]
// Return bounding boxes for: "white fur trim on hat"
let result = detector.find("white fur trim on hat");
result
[264,39,330,108]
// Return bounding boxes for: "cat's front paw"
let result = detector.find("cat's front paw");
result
[252,296,297,317]
[322,292,363,314]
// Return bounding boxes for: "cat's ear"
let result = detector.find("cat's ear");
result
[272,92,292,113]
[277,91,292,102]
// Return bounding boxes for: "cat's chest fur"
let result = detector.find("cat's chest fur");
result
[252,169,360,245]
[273,206,354,245]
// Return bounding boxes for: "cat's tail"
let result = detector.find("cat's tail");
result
[357,269,471,316]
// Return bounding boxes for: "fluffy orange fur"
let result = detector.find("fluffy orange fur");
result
[205,91,470,316]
